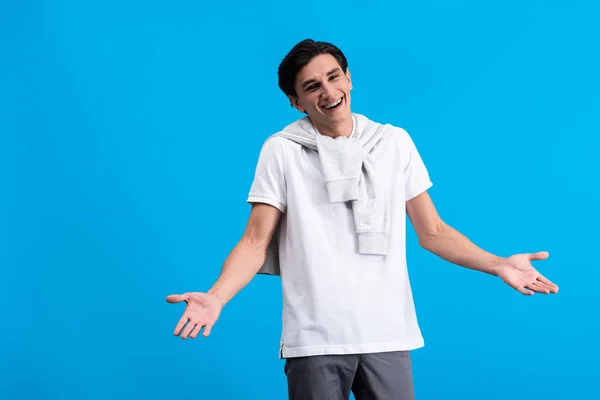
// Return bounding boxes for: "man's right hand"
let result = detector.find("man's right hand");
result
[166,292,223,339]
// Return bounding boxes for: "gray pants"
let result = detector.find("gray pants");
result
[284,351,415,400]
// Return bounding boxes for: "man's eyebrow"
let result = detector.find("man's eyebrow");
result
[301,68,342,90]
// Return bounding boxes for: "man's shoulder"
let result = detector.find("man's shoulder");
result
[256,134,301,162]
[355,113,409,134]
[264,134,301,150]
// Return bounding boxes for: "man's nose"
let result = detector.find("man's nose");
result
[320,81,336,99]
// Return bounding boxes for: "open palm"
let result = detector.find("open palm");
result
[497,251,559,295]
[166,292,223,339]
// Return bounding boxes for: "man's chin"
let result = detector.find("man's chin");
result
[307,109,351,127]
[326,110,351,123]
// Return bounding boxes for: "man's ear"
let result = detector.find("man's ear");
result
[288,95,305,113]
[346,69,353,90]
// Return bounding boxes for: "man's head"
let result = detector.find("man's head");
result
[278,39,353,131]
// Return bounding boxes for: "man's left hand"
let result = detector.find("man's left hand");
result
[496,251,559,295]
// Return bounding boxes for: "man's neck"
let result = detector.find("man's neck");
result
[312,115,354,138]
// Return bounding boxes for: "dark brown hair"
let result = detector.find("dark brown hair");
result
[277,39,348,99]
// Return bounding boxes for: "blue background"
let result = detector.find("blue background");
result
[1,0,599,399]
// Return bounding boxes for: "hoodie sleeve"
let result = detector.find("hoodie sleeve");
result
[247,136,287,212]
[397,128,433,201]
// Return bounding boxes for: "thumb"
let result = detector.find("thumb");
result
[529,251,549,261]
[166,294,187,304]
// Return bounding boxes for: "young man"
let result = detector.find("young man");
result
[166,39,559,400]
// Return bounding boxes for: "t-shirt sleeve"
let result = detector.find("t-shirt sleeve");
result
[398,128,433,201]
[247,136,287,212]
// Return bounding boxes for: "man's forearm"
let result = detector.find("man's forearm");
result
[419,222,504,276]
[206,238,268,307]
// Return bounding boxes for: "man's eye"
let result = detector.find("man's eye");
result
[330,74,339,80]
[307,86,317,91]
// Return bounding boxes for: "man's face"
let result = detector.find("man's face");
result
[290,54,353,129]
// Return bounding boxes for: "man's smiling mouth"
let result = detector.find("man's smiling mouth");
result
[322,98,343,110]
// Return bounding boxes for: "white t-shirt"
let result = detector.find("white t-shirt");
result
[247,117,433,358]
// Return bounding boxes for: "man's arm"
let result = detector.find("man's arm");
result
[405,191,503,276]
[405,191,558,295]
[166,203,282,339]
[207,203,282,306]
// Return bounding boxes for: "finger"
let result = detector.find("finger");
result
[533,280,555,293]
[180,321,196,340]
[517,285,534,295]
[202,322,214,338]
[528,281,550,294]
[173,315,189,336]
[189,323,205,339]
[166,294,187,304]
[528,251,549,261]
[537,276,559,293]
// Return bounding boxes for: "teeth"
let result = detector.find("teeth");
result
[324,98,342,109]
